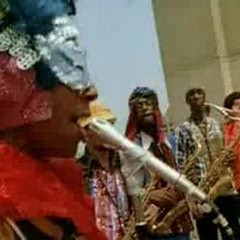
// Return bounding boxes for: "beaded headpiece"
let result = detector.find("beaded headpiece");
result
[0,0,93,130]
[0,0,91,91]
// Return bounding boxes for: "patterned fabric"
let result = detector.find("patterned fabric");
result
[90,169,130,240]
[174,126,196,172]
[0,2,92,91]
[224,121,240,190]
[123,99,192,235]
[82,153,130,240]
[0,2,105,240]
[175,117,223,184]
[126,132,173,192]
[0,52,51,130]
[124,107,176,193]
[0,27,40,69]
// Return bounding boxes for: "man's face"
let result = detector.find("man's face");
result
[24,84,97,158]
[188,92,205,112]
[134,97,155,125]
[232,98,240,117]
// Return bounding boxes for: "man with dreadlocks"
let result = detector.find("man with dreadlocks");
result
[122,87,191,240]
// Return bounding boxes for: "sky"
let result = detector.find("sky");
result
[76,0,168,132]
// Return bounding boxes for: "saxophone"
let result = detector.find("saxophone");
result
[123,173,158,240]
[125,131,202,237]
[155,138,238,233]
[154,103,240,233]
[151,136,202,234]
[124,140,177,239]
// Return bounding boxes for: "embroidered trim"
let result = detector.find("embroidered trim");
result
[0,27,40,70]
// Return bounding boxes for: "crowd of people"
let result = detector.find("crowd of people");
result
[77,86,240,240]
[0,0,240,240]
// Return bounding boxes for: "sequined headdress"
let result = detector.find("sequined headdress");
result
[0,0,93,130]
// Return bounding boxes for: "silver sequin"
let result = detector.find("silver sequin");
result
[0,16,92,91]
[0,27,40,70]
[35,16,93,91]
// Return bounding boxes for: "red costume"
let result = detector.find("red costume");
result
[224,121,240,191]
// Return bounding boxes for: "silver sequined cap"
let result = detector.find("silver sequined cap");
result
[0,15,93,91]
[35,16,93,91]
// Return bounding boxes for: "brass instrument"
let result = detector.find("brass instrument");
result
[181,137,202,182]
[123,173,158,240]
[129,140,202,238]
[154,102,240,233]
[125,130,202,237]
[155,133,240,233]
[152,137,202,234]
[204,102,240,195]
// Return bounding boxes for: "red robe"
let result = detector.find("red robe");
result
[0,141,106,240]
[224,121,240,191]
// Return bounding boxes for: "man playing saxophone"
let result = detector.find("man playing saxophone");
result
[122,87,192,240]
[174,87,236,240]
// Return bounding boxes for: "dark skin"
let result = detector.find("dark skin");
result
[188,92,206,124]
[133,96,178,224]
[3,84,98,159]
[231,98,240,118]
[136,93,207,222]
[134,97,156,139]
[185,92,238,217]
[31,84,98,239]
[0,84,97,239]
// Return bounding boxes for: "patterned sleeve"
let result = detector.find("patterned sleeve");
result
[174,125,197,172]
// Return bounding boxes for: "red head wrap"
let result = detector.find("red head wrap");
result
[125,87,175,168]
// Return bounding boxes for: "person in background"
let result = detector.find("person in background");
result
[175,87,232,240]
[208,92,240,240]
[78,102,130,240]
[122,87,192,240]
[223,92,240,194]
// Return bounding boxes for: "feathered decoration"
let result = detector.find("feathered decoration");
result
[6,0,75,35]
